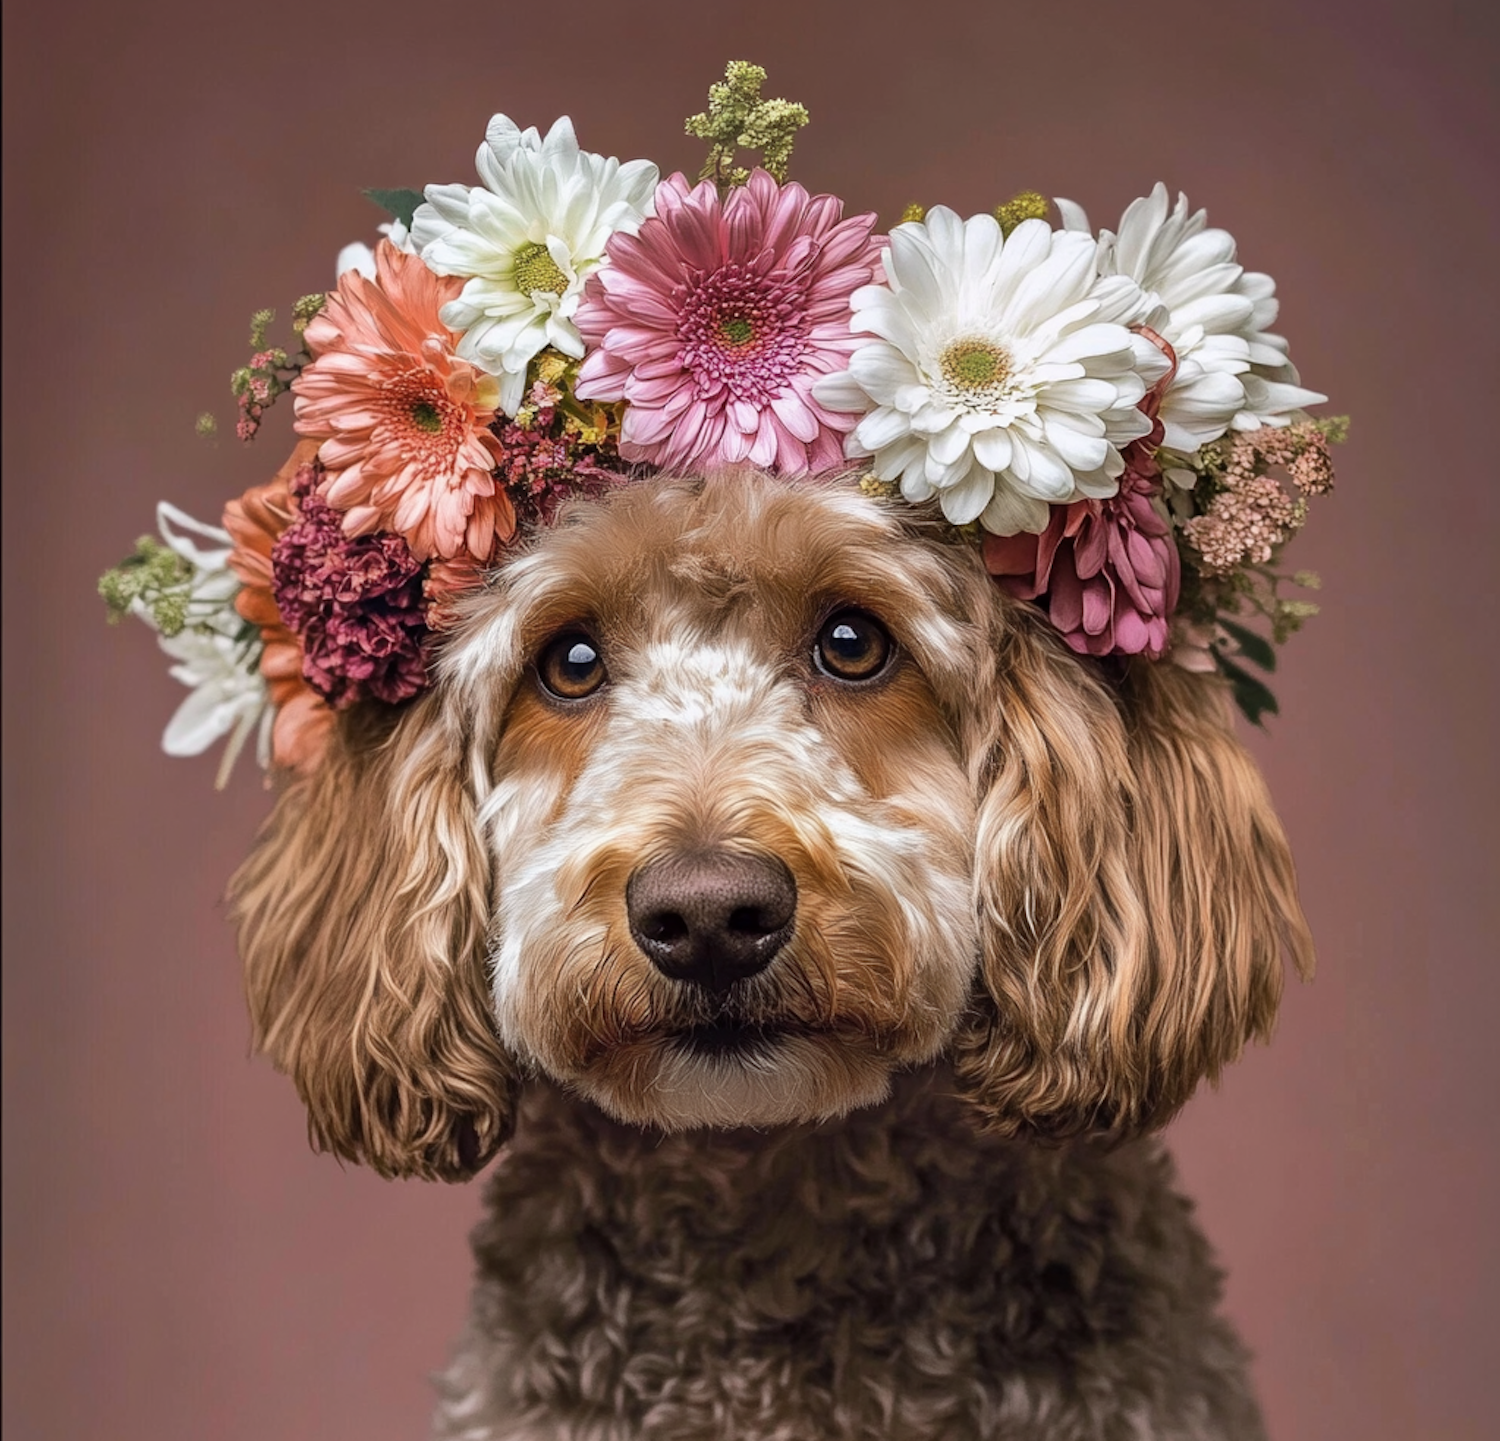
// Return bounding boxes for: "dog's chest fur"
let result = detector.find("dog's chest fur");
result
[433,1068,1264,1441]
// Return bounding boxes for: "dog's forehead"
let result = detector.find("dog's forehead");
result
[446,474,969,683]
[575,474,908,613]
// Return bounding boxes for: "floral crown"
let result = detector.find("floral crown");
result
[101,61,1342,785]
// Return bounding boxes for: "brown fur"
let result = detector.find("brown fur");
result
[952,624,1314,1138]
[230,700,518,1181]
[230,469,1311,1179]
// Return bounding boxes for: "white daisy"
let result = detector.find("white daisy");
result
[145,504,270,787]
[1056,184,1325,453]
[335,217,416,280]
[410,114,658,414]
[812,208,1163,535]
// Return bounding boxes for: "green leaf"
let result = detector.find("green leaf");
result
[1215,652,1280,727]
[363,187,425,228]
[1217,617,1278,673]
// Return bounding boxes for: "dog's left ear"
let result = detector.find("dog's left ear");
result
[952,616,1314,1139]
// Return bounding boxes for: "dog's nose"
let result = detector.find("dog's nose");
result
[626,850,797,992]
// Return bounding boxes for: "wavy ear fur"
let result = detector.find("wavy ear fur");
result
[229,700,516,1181]
[953,613,1314,1139]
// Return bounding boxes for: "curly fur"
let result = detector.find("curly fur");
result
[433,1073,1265,1441]
[229,469,1311,1436]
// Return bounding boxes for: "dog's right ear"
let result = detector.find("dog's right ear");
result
[229,696,517,1181]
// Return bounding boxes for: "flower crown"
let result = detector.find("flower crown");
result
[101,61,1342,785]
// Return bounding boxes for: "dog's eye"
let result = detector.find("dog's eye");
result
[814,611,892,683]
[537,632,608,700]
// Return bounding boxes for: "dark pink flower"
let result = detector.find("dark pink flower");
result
[270,471,430,708]
[494,398,624,530]
[984,463,1181,658]
[984,335,1181,659]
[573,170,883,474]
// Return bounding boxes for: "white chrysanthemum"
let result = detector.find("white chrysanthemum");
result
[145,504,270,787]
[1056,183,1325,454]
[812,208,1163,535]
[410,115,658,414]
[336,218,416,280]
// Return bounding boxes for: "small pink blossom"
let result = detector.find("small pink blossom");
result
[1180,422,1332,575]
[1181,473,1299,575]
[495,402,624,531]
[573,170,883,474]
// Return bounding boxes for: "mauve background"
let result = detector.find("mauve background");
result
[3,0,1496,1437]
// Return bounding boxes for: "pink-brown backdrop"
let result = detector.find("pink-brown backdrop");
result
[4,1,1496,1437]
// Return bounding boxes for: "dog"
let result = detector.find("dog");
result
[231,467,1312,1440]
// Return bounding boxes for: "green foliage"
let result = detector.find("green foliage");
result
[685,61,809,193]
[1216,616,1276,672]
[1214,650,1280,727]
[98,538,195,634]
[249,308,276,348]
[363,187,425,228]
[291,293,326,335]
[1201,571,1324,725]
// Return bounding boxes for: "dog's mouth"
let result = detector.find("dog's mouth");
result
[671,1017,793,1059]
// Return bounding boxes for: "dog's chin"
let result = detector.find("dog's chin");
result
[569,1028,900,1132]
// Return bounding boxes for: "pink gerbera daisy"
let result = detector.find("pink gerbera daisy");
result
[293,241,512,562]
[573,170,883,474]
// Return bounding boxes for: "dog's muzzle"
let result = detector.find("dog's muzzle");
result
[626,850,797,994]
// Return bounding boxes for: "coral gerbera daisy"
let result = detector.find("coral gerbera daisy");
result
[293,241,512,563]
[811,208,1163,535]
[572,170,884,474]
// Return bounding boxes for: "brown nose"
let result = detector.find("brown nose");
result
[626,850,797,993]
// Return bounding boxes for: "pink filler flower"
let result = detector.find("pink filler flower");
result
[574,170,883,473]
[293,242,512,563]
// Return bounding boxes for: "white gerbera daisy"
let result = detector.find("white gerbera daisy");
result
[1056,183,1325,453]
[411,115,658,414]
[812,208,1163,535]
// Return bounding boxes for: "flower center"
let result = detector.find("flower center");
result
[718,316,754,346]
[941,340,1011,391]
[372,365,467,481]
[410,400,444,433]
[675,263,810,404]
[512,242,569,297]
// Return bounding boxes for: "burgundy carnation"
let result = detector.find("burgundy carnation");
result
[270,473,430,708]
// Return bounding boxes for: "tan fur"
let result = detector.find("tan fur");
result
[230,469,1311,1178]
[952,622,1315,1138]
[230,701,518,1182]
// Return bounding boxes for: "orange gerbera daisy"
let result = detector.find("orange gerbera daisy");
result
[293,241,514,563]
[222,441,334,772]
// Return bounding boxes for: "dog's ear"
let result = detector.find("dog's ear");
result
[229,696,517,1181]
[952,613,1313,1139]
